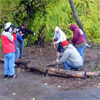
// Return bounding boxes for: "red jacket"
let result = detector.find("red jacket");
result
[1,31,17,54]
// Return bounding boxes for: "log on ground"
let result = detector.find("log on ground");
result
[1,57,100,78]
[27,63,47,73]
[27,63,86,78]
[47,68,86,78]
[86,71,100,77]
[0,58,31,67]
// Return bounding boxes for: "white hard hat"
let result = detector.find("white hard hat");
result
[55,26,59,32]
[13,28,19,32]
[5,22,12,30]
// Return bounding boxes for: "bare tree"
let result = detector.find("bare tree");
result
[69,0,84,33]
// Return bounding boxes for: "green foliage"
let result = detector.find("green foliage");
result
[0,37,2,50]
[90,61,95,72]
[0,0,100,47]
[97,66,100,71]
[0,0,24,27]
[70,0,100,43]
[41,0,70,42]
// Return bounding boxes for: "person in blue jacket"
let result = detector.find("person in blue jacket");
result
[15,29,24,59]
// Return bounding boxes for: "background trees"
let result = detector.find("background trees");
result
[0,0,100,47]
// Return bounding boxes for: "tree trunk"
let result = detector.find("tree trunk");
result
[47,68,86,78]
[0,58,31,67]
[0,58,86,78]
[86,71,100,77]
[0,58,100,78]
[69,0,84,32]
[22,63,86,78]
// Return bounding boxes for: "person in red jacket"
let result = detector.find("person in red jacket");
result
[1,22,17,78]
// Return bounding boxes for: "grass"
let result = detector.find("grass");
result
[97,66,100,71]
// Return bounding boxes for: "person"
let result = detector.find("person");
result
[1,22,17,78]
[56,40,83,70]
[14,29,24,60]
[83,31,90,48]
[52,26,67,58]
[17,23,35,59]
[69,23,86,62]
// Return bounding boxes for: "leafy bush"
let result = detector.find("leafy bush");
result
[71,0,100,43]
[41,0,70,42]
[0,0,100,47]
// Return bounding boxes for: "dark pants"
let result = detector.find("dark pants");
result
[57,42,64,53]
[18,41,24,58]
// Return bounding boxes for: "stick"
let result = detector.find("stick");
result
[40,48,42,55]
[54,44,55,49]
[57,63,58,69]
[29,46,30,54]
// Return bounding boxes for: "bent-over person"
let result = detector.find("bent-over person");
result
[56,40,83,70]
[52,26,67,58]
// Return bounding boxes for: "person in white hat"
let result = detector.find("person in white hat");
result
[1,22,17,78]
[52,26,67,58]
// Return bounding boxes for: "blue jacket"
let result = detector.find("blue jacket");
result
[17,33,24,42]
[15,32,24,48]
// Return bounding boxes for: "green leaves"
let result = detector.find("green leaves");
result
[0,0,100,46]
[42,0,69,42]
[68,0,100,43]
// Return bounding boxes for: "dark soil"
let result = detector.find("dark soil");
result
[1,42,100,92]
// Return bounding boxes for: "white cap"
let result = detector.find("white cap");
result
[5,22,12,30]
[14,28,19,32]
[55,26,59,32]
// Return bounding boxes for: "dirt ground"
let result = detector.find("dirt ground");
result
[21,43,100,90]
[0,42,100,99]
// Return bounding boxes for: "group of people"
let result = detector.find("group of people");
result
[1,21,88,78]
[53,23,88,71]
[1,22,35,78]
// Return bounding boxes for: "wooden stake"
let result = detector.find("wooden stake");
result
[40,48,42,55]
[18,68,21,75]
[54,44,55,49]
[39,57,40,62]
[51,50,53,58]
[29,47,30,54]
[57,63,58,69]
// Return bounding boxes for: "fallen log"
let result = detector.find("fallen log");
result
[0,57,100,78]
[86,71,100,77]
[47,68,86,78]
[26,63,86,78]
[27,63,47,73]
[0,58,4,63]
[0,58,31,67]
